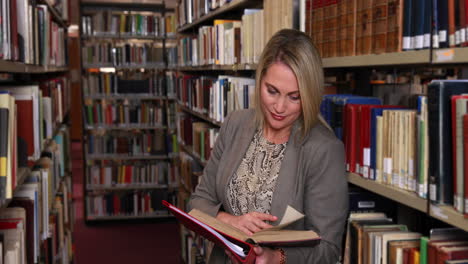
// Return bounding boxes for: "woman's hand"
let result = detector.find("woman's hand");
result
[225,247,282,264]
[216,211,278,235]
[253,246,283,264]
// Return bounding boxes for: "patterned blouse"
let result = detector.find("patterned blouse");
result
[226,129,287,216]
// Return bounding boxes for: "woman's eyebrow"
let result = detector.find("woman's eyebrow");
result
[265,82,299,95]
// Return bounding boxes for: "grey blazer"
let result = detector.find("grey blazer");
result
[188,109,348,263]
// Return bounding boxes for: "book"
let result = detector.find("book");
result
[464,114,468,217]
[163,201,320,263]
[427,80,468,205]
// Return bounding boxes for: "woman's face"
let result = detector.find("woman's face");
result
[260,62,302,133]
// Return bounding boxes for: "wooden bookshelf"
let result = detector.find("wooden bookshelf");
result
[82,64,166,70]
[429,204,468,232]
[347,173,427,213]
[177,0,262,32]
[87,184,174,191]
[322,50,431,68]
[85,154,169,160]
[432,47,468,64]
[84,124,166,130]
[82,35,167,41]
[178,63,257,71]
[0,60,68,73]
[179,143,207,167]
[178,105,222,127]
[83,94,168,100]
[86,214,174,221]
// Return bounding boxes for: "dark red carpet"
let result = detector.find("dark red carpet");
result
[71,141,181,264]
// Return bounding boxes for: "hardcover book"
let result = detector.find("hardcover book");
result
[163,201,320,263]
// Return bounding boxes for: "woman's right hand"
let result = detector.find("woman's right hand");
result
[216,211,278,235]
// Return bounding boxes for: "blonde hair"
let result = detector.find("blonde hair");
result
[254,29,325,140]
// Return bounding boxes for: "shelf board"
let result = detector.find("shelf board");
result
[84,94,168,100]
[177,0,262,32]
[429,204,468,232]
[87,184,176,191]
[322,50,431,68]
[0,60,68,73]
[178,105,222,127]
[178,63,257,71]
[347,172,427,213]
[86,154,169,160]
[83,64,166,70]
[84,124,166,130]
[432,47,468,64]
[179,143,207,167]
[86,214,174,221]
[82,35,166,41]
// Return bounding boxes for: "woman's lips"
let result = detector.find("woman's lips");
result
[271,112,286,121]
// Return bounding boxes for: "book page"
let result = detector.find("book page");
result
[267,205,304,231]
[179,208,246,257]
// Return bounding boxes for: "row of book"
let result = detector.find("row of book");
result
[87,161,177,187]
[82,71,177,97]
[81,42,164,67]
[322,80,468,215]
[86,189,177,218]
[0,78,70,165]
[176,0,292,46]
[86,130,168,156]
[82,11,169,38]
[176,74,255,123]
[306,0,468,58]
[179,152,203,193]
[178,115,219,162]
[0,0,67,66]
[345,211,468,264]
[83,99,171,127]
[176,0,232,27]
[0,124,73,264]
[178,13,264,67]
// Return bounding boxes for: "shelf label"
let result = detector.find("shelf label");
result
[434,49,455,62]
[431,205,448,220]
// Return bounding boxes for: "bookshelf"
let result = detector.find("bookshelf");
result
[177,0,262,32]
[322,50,431,68]
[347,173,427,213]
[0,0,74,261]
[80,2,179,222]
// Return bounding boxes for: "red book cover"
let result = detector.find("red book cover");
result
[113,194,119,215]
[344,104,359,173]
[125,165,132,184]
[437,246,468,263]
[428,240,468,264]
[144,193,150,212]
[163,201,258,264]
[15,100,34,159]
[354,105,363,176]
[464,114,468,217]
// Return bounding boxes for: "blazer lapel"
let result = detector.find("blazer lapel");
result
[219,116,257,213]
[270,125,302,224]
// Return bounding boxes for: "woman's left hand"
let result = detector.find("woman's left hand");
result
[253,246,282,264]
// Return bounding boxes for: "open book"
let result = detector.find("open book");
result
[162,201,320,263]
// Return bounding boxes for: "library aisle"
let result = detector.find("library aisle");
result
[71,142,181,264]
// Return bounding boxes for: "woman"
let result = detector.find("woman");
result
[188,29,348,263]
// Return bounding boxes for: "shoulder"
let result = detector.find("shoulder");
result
[302,122,344,156]
[222,109,256,132]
